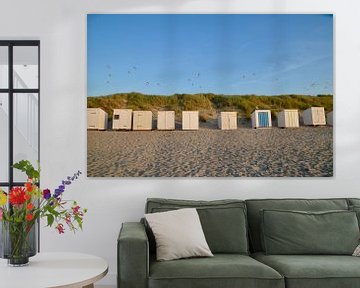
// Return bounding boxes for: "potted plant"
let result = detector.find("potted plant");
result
[0,160,86,266]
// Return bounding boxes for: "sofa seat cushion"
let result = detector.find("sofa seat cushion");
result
[149,254,284,288]
[252,252,360,288]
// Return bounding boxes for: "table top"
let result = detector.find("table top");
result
[0,252,108,288]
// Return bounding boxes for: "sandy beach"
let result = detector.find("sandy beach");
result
[87,125,333,177]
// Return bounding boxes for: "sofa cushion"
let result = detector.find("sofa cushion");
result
[246,198,349,252]
[145,208,213,261]
[261,209,359,255]
[346,199,360,229]
[149,254,284,288]
[349,205,360,228]
[347,198,360,207]
[146,198,249,254]
[252,252,360,288]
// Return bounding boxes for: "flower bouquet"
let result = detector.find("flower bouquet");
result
[0,160,87,266]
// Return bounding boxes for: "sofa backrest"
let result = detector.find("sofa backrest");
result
[145,198,249,255]
[245,198,349,252]
[348,198,360,207]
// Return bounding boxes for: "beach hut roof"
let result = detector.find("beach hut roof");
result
[251,109,271,113]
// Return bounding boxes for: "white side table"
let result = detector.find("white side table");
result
[0,252,108,288]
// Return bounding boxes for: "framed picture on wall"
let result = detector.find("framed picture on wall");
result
[86,14,333,177]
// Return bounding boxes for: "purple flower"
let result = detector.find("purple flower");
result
[43,189,51,200]
[54,171,82,199]
[54,189,62,197]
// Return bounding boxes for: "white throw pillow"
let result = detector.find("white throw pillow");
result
[145,208,213,261]
[353,244,360,256]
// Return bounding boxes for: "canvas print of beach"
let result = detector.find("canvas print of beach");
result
[87,14,333,177]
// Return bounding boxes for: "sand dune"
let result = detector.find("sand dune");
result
[87,127,333,177]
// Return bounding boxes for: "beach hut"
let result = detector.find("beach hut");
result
[327,111,333,126]
[303,107,326,126]
[87,108,108,130]
[218,112,237,130]
[182,111,199,130]
[157,111,175,130]
[132,111,153,130]
[251,110,272,128]
[277,109,299,128]
[112,109,132,130]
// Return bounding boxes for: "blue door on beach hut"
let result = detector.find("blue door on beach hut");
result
[258,112,269,127]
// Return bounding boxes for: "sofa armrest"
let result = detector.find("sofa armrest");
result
[118,222,149,288]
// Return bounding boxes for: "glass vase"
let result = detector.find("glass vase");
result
[0,220,37,266]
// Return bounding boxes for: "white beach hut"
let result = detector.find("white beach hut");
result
[112,109,132,130]
[251,110,272,128]
[182,111,199,130]
[87,108,108,130]
[277,109,299,128]
[303,107,326,126]
[327,111,333,126]
[132,111,153,130]
[157,111,175,130]
[218,112,237,130]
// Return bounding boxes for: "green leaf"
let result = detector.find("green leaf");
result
[45,205,60,217]
[47,214,54,227]
[75,216,83,230]
[12,160,40,180]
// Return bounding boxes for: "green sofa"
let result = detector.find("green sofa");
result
[118,198,360,288]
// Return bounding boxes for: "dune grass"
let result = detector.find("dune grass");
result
[87,92,333,120]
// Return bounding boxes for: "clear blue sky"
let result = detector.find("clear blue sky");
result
[87,14,333,96]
